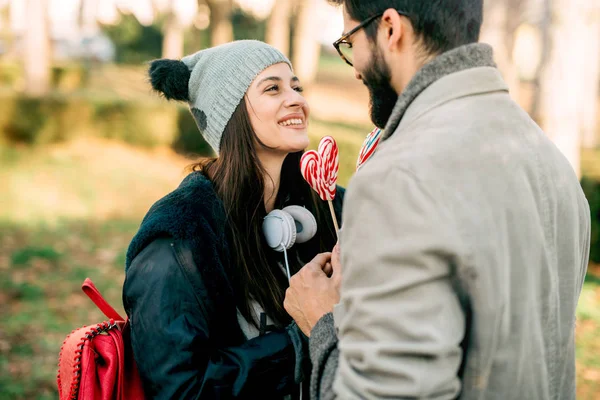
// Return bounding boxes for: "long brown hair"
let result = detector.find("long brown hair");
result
[189,99,337,327]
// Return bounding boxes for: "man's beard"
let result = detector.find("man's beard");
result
[361,47,398,129]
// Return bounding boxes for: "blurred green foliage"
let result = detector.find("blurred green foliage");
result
[581,176,600,263]
[0,91,212,155]
[98,7,267,66]
[100,13,163,64]
[231,8,266,41]
[0,64,89,90]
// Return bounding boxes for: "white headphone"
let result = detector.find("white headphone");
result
[262,206,317,251]
[262,206,317,280]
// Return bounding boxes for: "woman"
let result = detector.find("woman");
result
[123,40,343,399]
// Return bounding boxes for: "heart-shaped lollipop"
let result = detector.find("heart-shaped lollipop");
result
[300,136,340,236]
[301,136,339,201]
[356,127,382,171]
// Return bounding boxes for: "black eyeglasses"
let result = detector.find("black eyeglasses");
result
[333,10,408,67]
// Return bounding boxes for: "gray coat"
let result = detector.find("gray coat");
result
[309,43,590,400]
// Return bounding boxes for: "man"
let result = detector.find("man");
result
[284,1,591,399]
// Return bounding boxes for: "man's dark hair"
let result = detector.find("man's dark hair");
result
[328,0,483,55]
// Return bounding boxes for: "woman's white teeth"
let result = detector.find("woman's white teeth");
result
[279,119,303,126]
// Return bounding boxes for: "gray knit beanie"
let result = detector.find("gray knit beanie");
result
[148,40,292,154]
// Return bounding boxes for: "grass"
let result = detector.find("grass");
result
[0,220,137,399]
[577,268,600,398]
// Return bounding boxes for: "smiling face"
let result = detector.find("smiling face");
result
[245,63,311,156]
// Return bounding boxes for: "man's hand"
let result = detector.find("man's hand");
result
[284,243,342,336]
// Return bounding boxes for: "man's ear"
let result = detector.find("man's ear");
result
[381,8,405,52]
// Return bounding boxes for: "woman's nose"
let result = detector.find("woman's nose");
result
[284,90,306,108]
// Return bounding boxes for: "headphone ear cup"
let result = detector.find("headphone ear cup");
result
[263,209,297,252]
[282,206,317,244]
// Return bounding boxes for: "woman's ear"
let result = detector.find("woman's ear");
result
[148,59,191,101]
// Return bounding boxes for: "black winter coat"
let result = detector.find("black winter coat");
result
[123,172,343,399]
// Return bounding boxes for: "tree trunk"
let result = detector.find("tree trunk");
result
[78,0,100,36]
[539,0,587,178]
[205,0,233,46]
[162,9,185,59]
[580,4,600,149]
[480,0,523,103]
[23,0,51,96]
[78,0,85,31]
[0,3,10,38]
[265,0,292,56]
[529,0,552,122]
[292,0,320,87]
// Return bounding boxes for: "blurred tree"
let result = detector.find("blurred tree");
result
[23,0,51,96]
[0,2,10,49]
[78,0,86,32]
[266,0,293,56]
[526,0,551,122]
[100,11,162,64]
[203,0,233,46]
[160,0,185,59]
[539,0,588,177]
[480,0,523,102]
[292,0,320,87]
[580,3,599,149]
[231,8,265,41]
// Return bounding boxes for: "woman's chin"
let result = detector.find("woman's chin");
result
[294,139,311,152]
[282,135,310,153]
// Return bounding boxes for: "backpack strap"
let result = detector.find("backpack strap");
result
[82,278,125,321]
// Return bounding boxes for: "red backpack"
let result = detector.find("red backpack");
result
[57,278,146,400]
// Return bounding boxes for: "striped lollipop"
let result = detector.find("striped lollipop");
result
[317,136,339,201]
[356,127,382,171]
[300,136,340,236]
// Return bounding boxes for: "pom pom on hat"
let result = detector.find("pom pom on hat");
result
[148,59,191,101]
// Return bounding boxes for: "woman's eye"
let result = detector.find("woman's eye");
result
[265,84,303,93]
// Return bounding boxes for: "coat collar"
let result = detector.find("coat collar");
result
[383,43,505,140]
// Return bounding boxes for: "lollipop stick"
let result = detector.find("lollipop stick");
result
[328,200,340,239]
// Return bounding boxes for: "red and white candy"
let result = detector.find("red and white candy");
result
[356,127,382,171]
[300,136,339,201]
[317,136,339,200]
[301,136,341,236]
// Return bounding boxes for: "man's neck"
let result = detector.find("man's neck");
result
[391,51,435,95]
